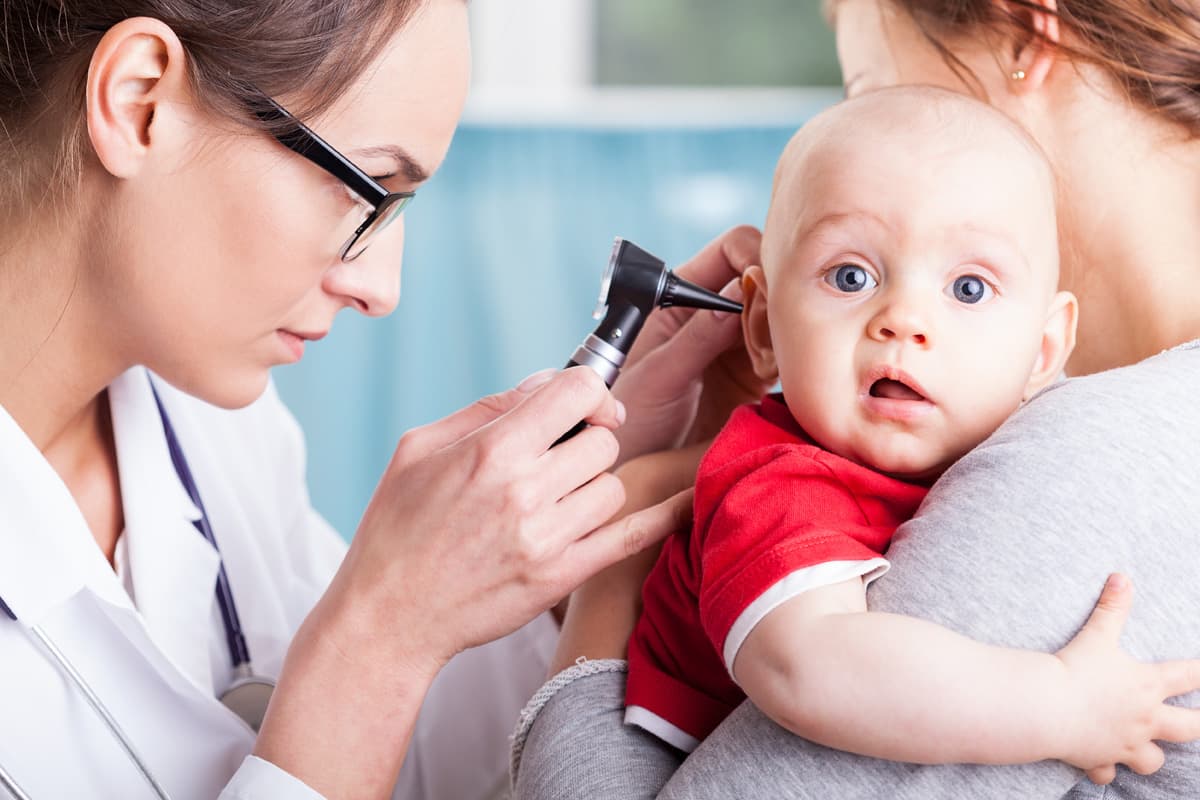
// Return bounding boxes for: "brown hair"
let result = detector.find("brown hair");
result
[0,0,426,211]
[889,1,1200,137]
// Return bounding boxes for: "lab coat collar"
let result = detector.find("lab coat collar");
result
[109,367,223,693]
[0,388,133,625]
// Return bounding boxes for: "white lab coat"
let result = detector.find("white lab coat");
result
[0,367,557,799]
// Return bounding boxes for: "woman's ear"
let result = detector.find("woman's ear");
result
[86,17,190,178]
[741,265,779,384]
[999,0,1059,94]
[1024,289,1078,399]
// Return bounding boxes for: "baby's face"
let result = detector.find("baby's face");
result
[752,103,1069,480]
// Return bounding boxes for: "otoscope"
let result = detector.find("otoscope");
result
[554,237,744,445]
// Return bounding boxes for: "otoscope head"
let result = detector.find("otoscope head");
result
[567,237,745,395]
[593,237,745,325]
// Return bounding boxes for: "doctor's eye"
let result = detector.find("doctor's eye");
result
[825,264,877,293]
[947,274,994,305]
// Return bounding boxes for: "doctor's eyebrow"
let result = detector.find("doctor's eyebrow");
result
[350,144,430,183]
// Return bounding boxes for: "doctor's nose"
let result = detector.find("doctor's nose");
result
[867,297,931,347]
[324,218,405,317]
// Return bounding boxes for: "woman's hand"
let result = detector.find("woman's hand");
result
[1054,574,1200,784]
[612,225,771,464]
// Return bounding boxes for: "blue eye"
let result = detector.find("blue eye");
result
[826,264,877,293]
[949,275,993,304]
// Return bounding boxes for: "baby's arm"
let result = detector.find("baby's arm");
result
[735,573,1200,781]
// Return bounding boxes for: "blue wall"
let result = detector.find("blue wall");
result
[274,117,825,538]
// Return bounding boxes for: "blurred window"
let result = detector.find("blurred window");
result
[596,1,840,87]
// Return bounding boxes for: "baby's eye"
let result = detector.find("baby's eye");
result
[947,274,994,304]
[825,264,877,293]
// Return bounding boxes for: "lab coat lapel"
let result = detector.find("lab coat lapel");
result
[0,393,132,625]
[108,368,223,695]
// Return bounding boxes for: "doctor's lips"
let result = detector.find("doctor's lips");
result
[277,328,328,361]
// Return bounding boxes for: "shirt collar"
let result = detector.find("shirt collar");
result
[0,384,132,624]
[0,367,221,692]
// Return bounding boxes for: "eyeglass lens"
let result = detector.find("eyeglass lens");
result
[342,194,414,261]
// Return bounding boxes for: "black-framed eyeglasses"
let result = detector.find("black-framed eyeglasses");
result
[254,98,415,262]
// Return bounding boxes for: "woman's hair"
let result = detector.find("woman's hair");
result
[889,0,1200,137]
[0,0,425,210]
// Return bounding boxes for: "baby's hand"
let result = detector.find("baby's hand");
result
[1055,573,1200,784]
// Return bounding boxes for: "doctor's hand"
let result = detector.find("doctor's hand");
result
[261,368,691,799]
[333,366,692,669]
[611,225,772,465]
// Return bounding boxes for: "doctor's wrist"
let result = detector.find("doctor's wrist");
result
[311,568,449,684]
[256,597,442,799]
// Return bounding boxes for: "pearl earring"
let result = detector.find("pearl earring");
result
[1011,69,1027,81]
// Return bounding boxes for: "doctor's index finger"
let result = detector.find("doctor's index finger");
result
[495,366,622,454]
[672,225,762,290]
[394,382,538,464]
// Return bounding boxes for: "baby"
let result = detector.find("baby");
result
[625,86,1200,780]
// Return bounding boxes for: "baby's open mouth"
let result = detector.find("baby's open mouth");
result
[869,378,926,402]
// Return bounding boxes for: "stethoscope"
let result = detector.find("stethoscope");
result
[0,378,274,800]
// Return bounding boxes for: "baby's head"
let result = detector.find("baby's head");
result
[742,86,1077,482]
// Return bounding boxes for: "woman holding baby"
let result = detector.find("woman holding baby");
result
[513,1,1200,798]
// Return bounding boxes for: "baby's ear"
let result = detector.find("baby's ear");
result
[1024,290,1078,400]
[741,266,780,384]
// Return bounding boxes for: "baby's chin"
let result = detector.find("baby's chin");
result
[839,442,958,487]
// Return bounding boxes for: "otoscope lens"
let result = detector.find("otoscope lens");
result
[593,238,624,319]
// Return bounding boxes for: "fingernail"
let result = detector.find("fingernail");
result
[720,277,744,301]
[517,368,556,393]
[615,400,627,425]
[1107,574,1127,591]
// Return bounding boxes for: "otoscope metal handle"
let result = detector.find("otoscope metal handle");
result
[553,335,628,446]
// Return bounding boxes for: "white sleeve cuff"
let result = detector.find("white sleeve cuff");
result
[722,558,889,679]
[218,755,327,800]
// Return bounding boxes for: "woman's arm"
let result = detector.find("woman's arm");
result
[737,575,1200,779]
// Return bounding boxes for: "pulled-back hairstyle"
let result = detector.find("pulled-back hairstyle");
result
[889,0,1200,137]
[0,0,425,210]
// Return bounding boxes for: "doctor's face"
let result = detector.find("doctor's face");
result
[113,0,470,408]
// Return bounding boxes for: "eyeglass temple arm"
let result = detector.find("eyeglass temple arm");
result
[253,100,388,208]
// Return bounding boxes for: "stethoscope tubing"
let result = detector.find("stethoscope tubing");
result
[0,761,32,800]
[25,625,173,799]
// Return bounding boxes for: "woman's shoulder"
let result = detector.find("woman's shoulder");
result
[1005,340,1200,441]
[935,340,1200,497]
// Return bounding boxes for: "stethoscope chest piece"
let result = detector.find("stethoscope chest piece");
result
[220,668,275,734]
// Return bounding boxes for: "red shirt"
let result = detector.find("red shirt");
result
[625,394,929,746]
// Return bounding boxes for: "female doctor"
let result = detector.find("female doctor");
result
[0,0,764,798]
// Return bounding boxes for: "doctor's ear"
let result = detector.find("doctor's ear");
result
[86,17,192,179]
[741,266,779,384]
[1023,289,1077,400]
